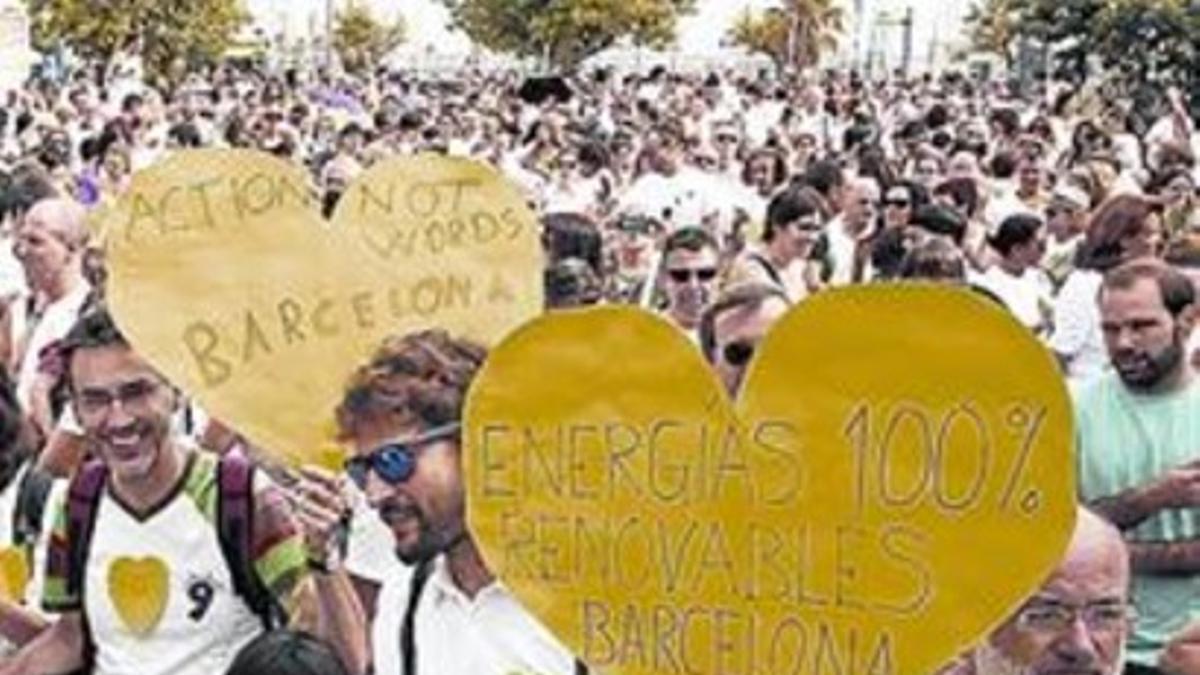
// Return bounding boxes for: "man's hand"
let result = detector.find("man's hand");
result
[291,466,350,569]
[1161,621,1200,674]
[1145,459,1200,511]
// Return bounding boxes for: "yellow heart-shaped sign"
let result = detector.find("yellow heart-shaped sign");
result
[102,149,541,466]
[108,556,169,636]
[0,547,29,604]
[466,286,1075,674]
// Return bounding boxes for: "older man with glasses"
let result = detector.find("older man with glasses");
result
[942,507,1133,675]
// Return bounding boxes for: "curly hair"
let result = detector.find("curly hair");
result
[335,330,487,441]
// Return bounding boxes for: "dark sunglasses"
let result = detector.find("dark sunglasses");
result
[722,340,757,367]
[885,199,911,209]
[344,423,461,489]
[667,267,718,283]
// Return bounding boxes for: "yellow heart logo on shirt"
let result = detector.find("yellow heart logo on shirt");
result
[0,547,29,603]
[100,149,541,467]
[108,556,169,636]
[466,286,1076,674]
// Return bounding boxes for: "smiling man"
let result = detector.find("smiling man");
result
[329,330,583,674]
[0,308,365,675]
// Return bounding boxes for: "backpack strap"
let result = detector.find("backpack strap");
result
[216,452,284,629]
[65,461,108,600]
[13,464,55,568]
[65,459,107,672]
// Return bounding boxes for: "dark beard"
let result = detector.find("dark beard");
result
[1116,341,1184,391]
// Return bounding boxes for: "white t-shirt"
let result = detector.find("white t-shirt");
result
[970,266,1053,335]
[825,217,858,287]
[372,556,578,675]
[12,282,91,412]
[1050,269,1110,382]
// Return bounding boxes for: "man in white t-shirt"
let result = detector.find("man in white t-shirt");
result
[327,330,581,675]
[9,198,92,429]
[971,212,1054,337]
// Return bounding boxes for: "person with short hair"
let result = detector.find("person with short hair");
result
[943,508,1133,675]
[1075,259,1200,672]
[659,227,720,343]
[0,308,366,675]
[726,187,825,301]
[310,330,582,675]
[971,213,1054,335]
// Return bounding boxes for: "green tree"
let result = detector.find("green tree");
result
[727,9,790,68]
[333,2,407,75]
[439,0,696,68]
[24,0,248,84]
[726,0,843,71]
[963,0,1019,68]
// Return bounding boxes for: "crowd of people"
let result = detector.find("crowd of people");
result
[0,41,1194,675]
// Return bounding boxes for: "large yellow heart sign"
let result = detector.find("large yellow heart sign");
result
[465,285,1075,675]
[102,150,541,465]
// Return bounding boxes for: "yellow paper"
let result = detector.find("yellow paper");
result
[102,150,542,467]
[465,285,1075,675]
[0,547,29,603]
[108,556,169,636]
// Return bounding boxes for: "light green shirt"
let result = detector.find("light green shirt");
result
[1075,374,1200,666]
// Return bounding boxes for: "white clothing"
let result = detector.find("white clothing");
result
[372,555,579,675]
[81,460,267,675]
[12,282,91,413]
[970,266,1053,334]
[616,168,723,231]
[1050,269,1110,382]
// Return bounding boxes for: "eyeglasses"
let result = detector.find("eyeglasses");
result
[722,340,758,367]
[885,199,911,209]
[1016,600,1135,635]
[75,378,164,417]
[344,423,461,489]
[667,267,718,283]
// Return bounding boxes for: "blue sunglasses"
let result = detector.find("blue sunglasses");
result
[344,424,461,488]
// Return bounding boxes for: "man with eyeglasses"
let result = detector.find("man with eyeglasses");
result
[699,283,790,397]
[943,507,1132,675]
[659,227,720,344]
[303,330,581,674]
[0,307,366,675]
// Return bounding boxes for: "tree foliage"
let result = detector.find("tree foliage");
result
[726,0,844,71]
[439,0,696,68]
[963,0,1020,68]
[333,2,407,75]
[24,0,248,83]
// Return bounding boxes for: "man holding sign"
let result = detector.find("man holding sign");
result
[301,329,582,674]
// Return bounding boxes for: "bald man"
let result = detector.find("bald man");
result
[947,508,1133,675]
[9,197,92,433]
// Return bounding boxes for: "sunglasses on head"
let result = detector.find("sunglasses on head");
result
[667,267,718,283]
[344,423,461,489]
[722,340,757,367]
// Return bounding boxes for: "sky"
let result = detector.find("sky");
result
[246,0,974,67]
